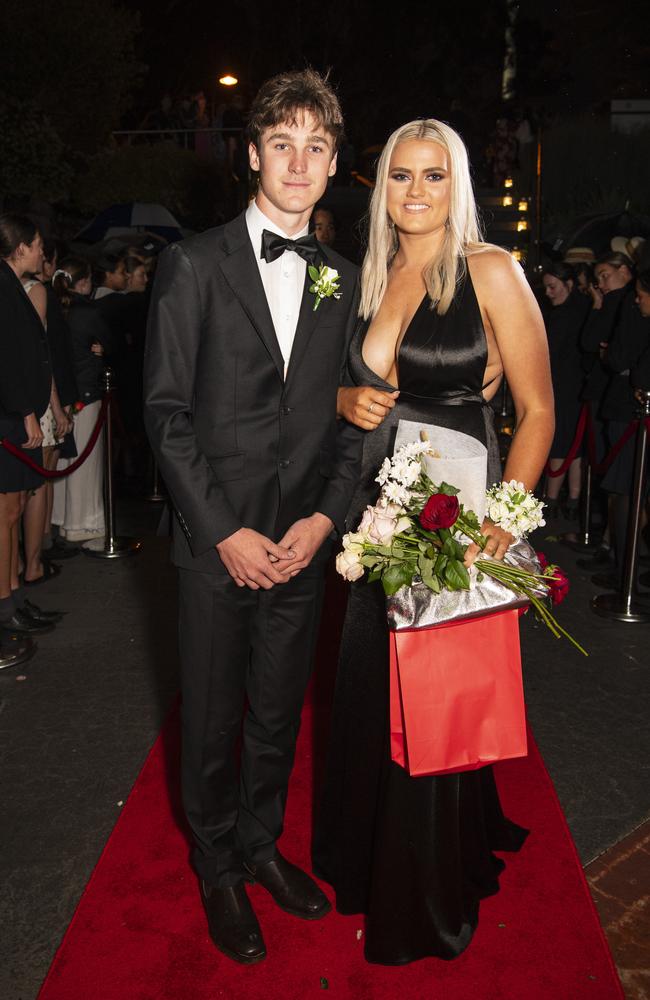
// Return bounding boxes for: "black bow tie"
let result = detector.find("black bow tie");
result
[261,229,321,266]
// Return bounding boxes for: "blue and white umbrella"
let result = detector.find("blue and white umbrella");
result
[76,203,185,244]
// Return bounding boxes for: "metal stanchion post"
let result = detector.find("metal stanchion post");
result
[145,457,166,503]
[562,459,596,551]
[592,390,650,623]
[83,368,142,559]
[577,461,593,547]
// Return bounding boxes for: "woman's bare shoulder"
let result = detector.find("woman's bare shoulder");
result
[467,245,529,298]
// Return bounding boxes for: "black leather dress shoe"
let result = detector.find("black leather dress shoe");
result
[200,881,266,964]
[1,608,54,635]
[21,599,64,623]
[243,852,331,920]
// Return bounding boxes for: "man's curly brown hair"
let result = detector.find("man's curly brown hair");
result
[247,68,344,153]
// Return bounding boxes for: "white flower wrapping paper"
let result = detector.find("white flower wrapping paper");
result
[393,420,489,524]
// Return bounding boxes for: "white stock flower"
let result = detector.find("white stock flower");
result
[382,480,411,506]
[391,458,421,487]
[485,481,545,538]
[376,457,393,486]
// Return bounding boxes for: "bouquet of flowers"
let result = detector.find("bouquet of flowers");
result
[336,439,586,655]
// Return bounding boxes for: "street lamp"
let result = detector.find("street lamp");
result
[219,74,238,87]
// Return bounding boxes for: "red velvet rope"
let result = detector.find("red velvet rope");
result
[545,403,650,478]
[0,395,109,479]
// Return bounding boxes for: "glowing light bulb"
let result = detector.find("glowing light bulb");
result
[219,75,238,86]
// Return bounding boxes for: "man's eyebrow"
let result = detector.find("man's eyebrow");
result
[265,131,332,147]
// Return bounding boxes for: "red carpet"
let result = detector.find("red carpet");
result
[38,590,624,1000]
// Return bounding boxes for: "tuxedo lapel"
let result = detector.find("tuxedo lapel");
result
[219,217,285,380]
[284,247,332,387]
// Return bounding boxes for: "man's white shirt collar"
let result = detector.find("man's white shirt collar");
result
[245,200,309,256]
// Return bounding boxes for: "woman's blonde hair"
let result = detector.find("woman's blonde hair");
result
[360,118,487,318]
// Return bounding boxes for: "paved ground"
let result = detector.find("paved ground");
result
[1,499,649,1000]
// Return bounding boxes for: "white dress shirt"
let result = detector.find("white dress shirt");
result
[245,200,308,377]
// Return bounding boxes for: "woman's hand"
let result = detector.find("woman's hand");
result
[53,407,72,438]
[588,284,603,309]
[23,412,44,449]
[337,386,399,430]
[464,518,514,568]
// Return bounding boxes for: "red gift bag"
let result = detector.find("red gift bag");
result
[389,608,527,776]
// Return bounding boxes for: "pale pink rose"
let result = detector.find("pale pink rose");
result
[357,502,406,545]
[336,548,365,582]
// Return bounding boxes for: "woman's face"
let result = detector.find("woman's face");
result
[635,280,650,318]
[386,139,451,239]
[595,263,631,294]
[73,274,92,296]
[313,209,336,246]
[18,234,44,275]
[126,264,148,293]
[106,260,128,290]
[543,274,572,306]
[42,253,57,281]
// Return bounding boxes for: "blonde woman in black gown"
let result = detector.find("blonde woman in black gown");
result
[313,120,554,965]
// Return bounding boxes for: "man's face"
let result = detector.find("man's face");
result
[249,112,337,226]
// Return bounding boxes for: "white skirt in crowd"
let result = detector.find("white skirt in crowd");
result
[52,401,105,542]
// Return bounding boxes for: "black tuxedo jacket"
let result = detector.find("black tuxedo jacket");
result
[143,212,362,574]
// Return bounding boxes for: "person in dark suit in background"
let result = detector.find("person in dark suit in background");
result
[143,69,362,965]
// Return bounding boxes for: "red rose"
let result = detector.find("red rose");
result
[419,493,460,531]
[536,552,569,605]
[548,566,570,605]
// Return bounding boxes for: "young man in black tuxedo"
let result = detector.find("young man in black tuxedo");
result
[143,70,361,964]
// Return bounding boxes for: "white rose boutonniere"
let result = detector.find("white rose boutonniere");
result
[308,264,342,311]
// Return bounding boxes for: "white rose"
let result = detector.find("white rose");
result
[342,531,365,553]
[320,266,339,283]
[336,548,365,581]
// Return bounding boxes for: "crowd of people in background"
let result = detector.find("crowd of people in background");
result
[1,189,650,669]
[0,214,158,667]
[540,238,650,590]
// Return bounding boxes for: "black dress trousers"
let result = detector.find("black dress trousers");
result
[178,567,325,887]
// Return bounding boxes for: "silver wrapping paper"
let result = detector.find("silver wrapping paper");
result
[386,538,546,631]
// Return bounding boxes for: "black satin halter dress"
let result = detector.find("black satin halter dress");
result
[312,270,528,965]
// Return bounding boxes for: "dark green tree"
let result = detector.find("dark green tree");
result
[0,0,143,156]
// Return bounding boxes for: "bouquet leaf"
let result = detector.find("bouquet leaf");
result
[382,563,414,596]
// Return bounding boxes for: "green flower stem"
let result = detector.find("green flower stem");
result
[476,561,588,656]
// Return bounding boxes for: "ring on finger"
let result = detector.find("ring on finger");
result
[368,403,375,414]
